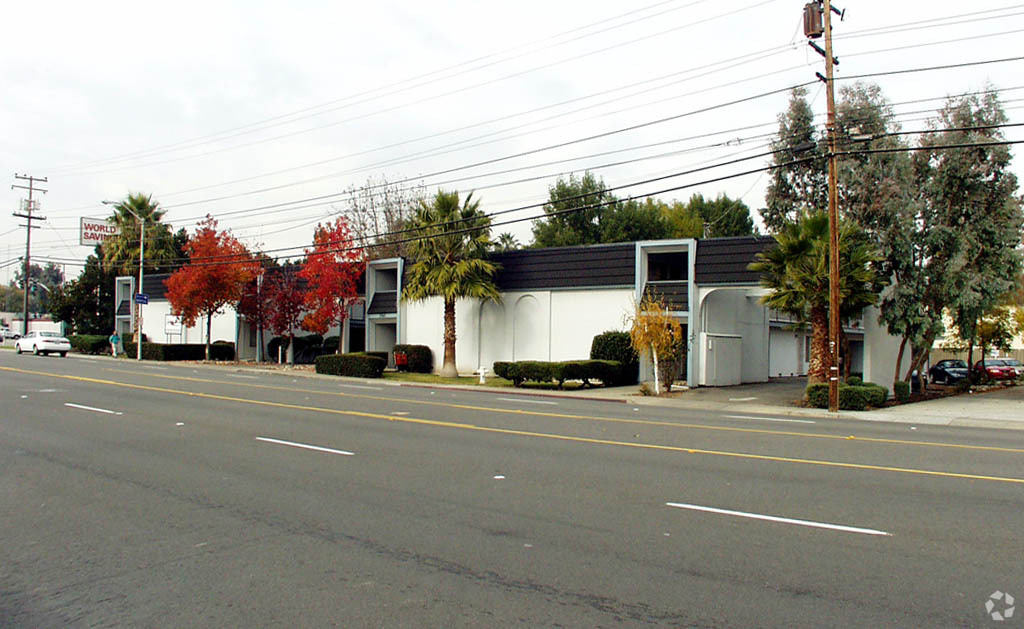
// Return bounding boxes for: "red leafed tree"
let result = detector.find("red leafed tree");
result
[165,216,258,360]
[299,218,364,351]
[236,255,276,362]
[265,264,306,364]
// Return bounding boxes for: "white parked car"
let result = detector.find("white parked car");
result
[0,326,19,341]
[15,331,72,357]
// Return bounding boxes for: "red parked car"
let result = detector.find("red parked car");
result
[973,359,1018,381]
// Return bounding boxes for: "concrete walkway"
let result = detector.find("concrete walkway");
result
[58,351,1024,431]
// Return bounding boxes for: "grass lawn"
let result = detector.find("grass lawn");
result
[380,371,594,390]
[381,372,515,387]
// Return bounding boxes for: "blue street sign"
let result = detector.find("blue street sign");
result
[134,293,149,305]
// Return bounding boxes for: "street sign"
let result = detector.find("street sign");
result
[134,293,149,305]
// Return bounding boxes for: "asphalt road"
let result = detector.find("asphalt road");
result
[2,352,1023,627]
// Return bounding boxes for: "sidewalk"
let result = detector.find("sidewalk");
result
[71,353,1024,431]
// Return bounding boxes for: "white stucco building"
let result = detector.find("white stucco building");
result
[364,236,910,386]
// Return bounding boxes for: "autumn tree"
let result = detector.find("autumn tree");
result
[628,293,683,395]
[236,253,278,362]
[299,218,363,351]
[264,264,306,364]
[165,216,258,360]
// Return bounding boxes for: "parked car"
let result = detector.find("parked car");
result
[996,358,1023,378]
[973,359,1018,381]
[928,359,969,385]
[0,326,20,341]
[14,331,71,357]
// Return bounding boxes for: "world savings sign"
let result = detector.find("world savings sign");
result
[80,217,119,246]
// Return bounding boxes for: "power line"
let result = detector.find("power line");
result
[46,0,774,177]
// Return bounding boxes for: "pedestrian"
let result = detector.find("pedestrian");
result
[109,330,120,357]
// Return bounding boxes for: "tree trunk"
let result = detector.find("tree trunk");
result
[807,305,829,385]
[205,312,212,361]
[893,336,908,390]
[287,333,295,365]
[440,297,458,378]
[652,344,660,395]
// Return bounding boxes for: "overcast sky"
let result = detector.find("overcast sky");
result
[3,1,1022,283]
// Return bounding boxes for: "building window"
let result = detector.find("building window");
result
[647,252,688,282]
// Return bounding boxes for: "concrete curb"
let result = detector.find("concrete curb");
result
[64,353,1024,431]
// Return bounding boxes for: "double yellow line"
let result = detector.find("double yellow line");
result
[6,365,1024,485]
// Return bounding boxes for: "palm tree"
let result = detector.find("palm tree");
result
[403,190,501,377]
[749,211,883,385]
[102,193,179,276]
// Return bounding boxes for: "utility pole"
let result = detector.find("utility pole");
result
[804,1,843,412]
[12,174,48,337]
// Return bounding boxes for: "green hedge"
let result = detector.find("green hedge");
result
[590,331,639,385]
[846,376,863,386]
[807,381,889,410]
[365,350,388,363]
[893,380,910,402]
[493,359,624,388]
[315,352,386,378]
[70,334,109,354]
[119,342,234,361]
[322,335,340,354]
[393,344,433,373]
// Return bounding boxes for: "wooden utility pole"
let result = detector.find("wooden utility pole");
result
[804,1,842,411]
[12,174,47,337]
[823,0,841,412]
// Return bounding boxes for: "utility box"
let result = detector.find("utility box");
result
[699,333,742,386]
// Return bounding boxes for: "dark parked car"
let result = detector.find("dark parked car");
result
[928,359,968,385]
[973,359,1018,381]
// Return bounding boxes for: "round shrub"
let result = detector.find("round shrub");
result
[393,344,433,373]
[590,331,638,385]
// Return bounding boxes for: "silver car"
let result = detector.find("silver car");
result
[15,331,72,357]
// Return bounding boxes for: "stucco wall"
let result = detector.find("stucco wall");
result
[696,287,769,384]
[401,288,633,375]
[139,300,238,347]
[862,306,909,387]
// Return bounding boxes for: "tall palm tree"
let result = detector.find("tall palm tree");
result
[749,211,883,385]
[403,190,501,377]
[102,193,179,276]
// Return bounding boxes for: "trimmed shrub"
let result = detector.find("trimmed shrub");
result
[846,376,863,386]
[808,383,884,410]
[839,386,870,411]
[70,334,109,354]
[493,361,521,385]
[518,361,555,385]
[315,352,386,378]
[120,342,235,361]
[393,344,433,373]
[493,360,623,388]
[806,383,830,409]
[894,380,910,402]
[590,331,639,385]
[861,383,888,407]
[365,350,388,363]
[322,336,340,354]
